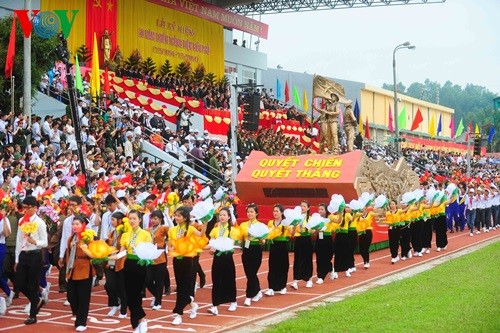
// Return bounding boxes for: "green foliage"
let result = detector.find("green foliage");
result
[204,72,216,85]
[141,57,156,76]
[76,44,92,65]
[159,59,172,76]
[217,74,229,88]
[192,63,206,85]
[175,61,192,79]
[124,50,142,70]
[0,15,59,114]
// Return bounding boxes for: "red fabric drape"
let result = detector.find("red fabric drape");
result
[86,0,118,66]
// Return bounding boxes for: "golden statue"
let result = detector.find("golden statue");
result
[313,93,341,153]
[101,29,112,63]
[343,103,357,152]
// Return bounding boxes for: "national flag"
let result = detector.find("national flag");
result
[437,114,442,135]
[191,179,202,194]
[16,181,23,194]
[151,186,159,195]
[428,115,436,138]
[5,14,16,78]
[488,126,496,144]
[388,105,394,132]
[398,104,407,130]
[103,67,111,94]
[90,33,101,101]
[365,116,370,140]
[96,180,109,195]
[455,118,464,138]
[276,78,282,100]
[410,108,423,131]
[120,174,132,187]
[354,99,360,122]
[465,122,473,141]
[0,188,5,201]
[475,124,480,135]
[293,86,301,107]
[76,174,86,189]
[284,81,290,103]
[358,111,364,137]
[303,88,309,111]
[74,54,84,94]
[449,116,455,139]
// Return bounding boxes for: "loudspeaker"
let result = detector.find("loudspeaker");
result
[474,135,481,156]
[242,93,260,132]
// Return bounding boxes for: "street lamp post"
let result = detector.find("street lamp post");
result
[393,41,416,154]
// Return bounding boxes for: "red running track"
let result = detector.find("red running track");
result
[1,230,498,332]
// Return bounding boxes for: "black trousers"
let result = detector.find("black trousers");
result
[124,259,147,329]
[242,244,262,298]
[173,257,194,315]
[315,236,333,279]
[211,252,237,306]
[333,233,350,273]
[421,219,434,249]
[400,224,412,257]
[476,209,485,229]
[67,278,92,327]
[434,215,448,249]
[16,250,42,318]
[146,264,167,306]
[193,255,205,291]
[268,241,289,290]
[104,268,127,315]
[410,220,423,253]
[388,226,401,258]
[293,236,313,281]
[347,230,358,268]
[58,263,67,291]
[358,230,373,264]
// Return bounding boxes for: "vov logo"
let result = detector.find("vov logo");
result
[14,9,79,39]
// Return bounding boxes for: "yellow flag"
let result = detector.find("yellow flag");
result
[475,124,480,135]
[303,89,309,111]
[91,33,101,102]
[429,115,436,138]
[358,112,364,136]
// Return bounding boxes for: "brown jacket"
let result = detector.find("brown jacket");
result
[106,230,125,271]
[149,225,168,265]
[65,234,96,280]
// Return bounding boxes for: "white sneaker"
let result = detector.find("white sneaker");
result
[264,289,274,296]
[0,297,6,316]
[421,248,427,254]
[290,281,298,290]
[329,271,338,280]
[351,267,357,272]
[189,302,198,319]
[150,299,155,308]
[436,247,441,252]
[24,303,31,313]
[470,233,474,237]
[228,302,237,311]
[407,251,413,259]
[391,257,397,264]
[425,249,431,254]
[139,319,148,333]
[252,291,262,302]
[244,298,251,306]
[306,280,313,288]
[416,252,423,257]
[207,306,218,315]
[401,256,407,261]
[476,231,480,234]
[172,314,182,325]
[64,300,70,306]
[75,326,87,332]
[152,305,161,310]
[41,287,49,304]
[6,292,14,307]
[345,271,351,277]
[364,263,370,269]
[315,278,323,285]
[443,246,447,250]
[279,288,287,295]
[118,313,127,319]
[395,255,400,262]
[107,306,119,317]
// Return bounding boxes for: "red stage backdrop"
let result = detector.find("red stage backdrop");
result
[86,0,118,65]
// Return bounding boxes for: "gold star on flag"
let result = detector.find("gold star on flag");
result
[107,0,113,11]
[93,0,102,8]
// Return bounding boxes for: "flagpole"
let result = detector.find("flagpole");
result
[466,131,471,179]
[10,75,15,123]
[23,0,32,126]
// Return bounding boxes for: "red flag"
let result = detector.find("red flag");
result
[151,186,159,195]
[120,174,132,186]
[465,122,473,141]
[16,181,23,193]
[80,200,92,218]
[76,174,86,189]
[103,67,111,94]
[96,180,109,194]
[5,15,16,78]
[284,81,290,103]
[0,188,4,201]
[410,108,424,131]
[388,105,394,132]
[364,116,371,140]
[192,179,202,194]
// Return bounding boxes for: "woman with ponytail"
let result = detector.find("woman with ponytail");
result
[314,203,335,283]
[333,206,352,277]
[291,200,313,289]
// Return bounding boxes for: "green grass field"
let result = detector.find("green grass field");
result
[266,242,500,333]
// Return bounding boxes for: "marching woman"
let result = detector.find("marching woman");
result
[435,192,448,251]
[399,203,413,260]
[65,215,95,332]
[384,200,402,264]
[168,206,207,325]
[146,210,169,310]
[357,204,377,269]
[265,204,291,295]
[347,206,359,273]
[119,209,152,333]
[291,200,313,289]
[333,205,352,277]
[314,203,334,284]
[420,198,435,255]
[207,207,239,314]
[104,212,128,319]
[240,203,265,306]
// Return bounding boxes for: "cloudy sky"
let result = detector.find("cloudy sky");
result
[238,0,499,95]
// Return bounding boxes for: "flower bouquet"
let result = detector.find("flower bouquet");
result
[281,206,303,227]
[133,242,164,266]
[401,191,416,205]
[169,236,198,259]
[305,213,328,231]
[248,222,269,240]
[191,197,215,224]
[328,194,345,214]
[116,218,132,234]
[360,192,375,207]
[38,204,60,235]
[374,194,389,209]
[80,239,116,265]
[348,199,364,213]
[209,236,237,256]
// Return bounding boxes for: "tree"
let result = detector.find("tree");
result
[382,82,406,94]
[175,61,192,80]
[141,57,156,76]
[75,44,92,66]
[204,72,216,86]
[0,15,59,114]
[159,59,172,76]
[124,49,142,70]
[192,63,206,85]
